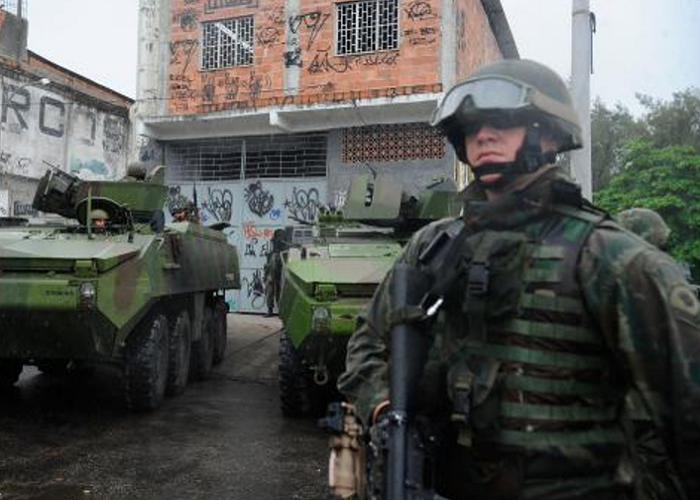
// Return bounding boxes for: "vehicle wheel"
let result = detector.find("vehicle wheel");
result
[166,310,191,397]
[278,330,308,417]
[0,360,22,388]
[124,313,169,411]
[212,301,228,365]
[190,307,214,381]
[36,359,70,376]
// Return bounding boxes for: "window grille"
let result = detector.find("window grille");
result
[202,16,254,70]
[164,133,327,182]
[336,0,398,55]
[342,123,445,163]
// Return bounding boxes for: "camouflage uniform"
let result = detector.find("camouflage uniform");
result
[264,229,285,316]
[338,170,700,499]
[340,58,700,500]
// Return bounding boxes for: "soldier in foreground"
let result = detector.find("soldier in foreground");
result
[336,59,700,499]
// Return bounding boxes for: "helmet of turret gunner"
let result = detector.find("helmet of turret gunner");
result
[90,208,109,221]
[431,59,583,184]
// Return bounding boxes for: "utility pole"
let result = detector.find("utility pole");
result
[571,0,593,199]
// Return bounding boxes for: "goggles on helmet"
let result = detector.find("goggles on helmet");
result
[431,75,579,132]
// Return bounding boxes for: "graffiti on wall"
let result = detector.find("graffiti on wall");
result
[0,80,128,180]
[289,11,330,51]
[202,186,234,222]
[284,187,320,223]
[244,180,275,217]
[168,179,327,312]
[307,50,400,74]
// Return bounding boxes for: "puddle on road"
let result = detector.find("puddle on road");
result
[0,483,92,500]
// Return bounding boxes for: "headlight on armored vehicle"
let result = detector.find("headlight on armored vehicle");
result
[312,306,331,333]
[79,282,97,309]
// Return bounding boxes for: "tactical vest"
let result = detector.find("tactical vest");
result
[442,203,626,472]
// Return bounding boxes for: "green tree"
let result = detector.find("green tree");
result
[637,88,700,152]
[591,98,646,190]
[595,140,700,279]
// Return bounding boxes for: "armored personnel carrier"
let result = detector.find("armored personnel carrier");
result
[277,174,461,416]
[0,165,240,411]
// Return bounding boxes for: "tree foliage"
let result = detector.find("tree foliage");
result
[594,141,700,278]
[591,88,700,191]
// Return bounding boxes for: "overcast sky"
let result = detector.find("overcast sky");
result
[26,0,700,114]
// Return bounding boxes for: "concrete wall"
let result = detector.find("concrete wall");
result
[167,178,325,312]
[0,74,131,215]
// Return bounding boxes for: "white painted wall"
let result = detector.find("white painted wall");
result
[168,178,326,312]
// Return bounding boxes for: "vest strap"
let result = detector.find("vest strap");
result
[519,292,584,315]
[501,402,617,422]
[499,318,601,344]
[527,245,566,259]
[502,373,603,396]
[523,267,562,283]
[489,427,625,449]
[464,343,608,370]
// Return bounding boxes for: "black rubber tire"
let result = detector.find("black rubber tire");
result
[190,307,214,381]
[0,360,22,388]
[124,313,170,412]
[278,330,308,417]
[166,310,191,397]
[212,301,228,366]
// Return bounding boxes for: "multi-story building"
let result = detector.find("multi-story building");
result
[133,0,517,311]
[0,3,134,217]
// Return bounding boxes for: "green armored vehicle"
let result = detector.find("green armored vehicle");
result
[277,174,460,416]
[0,165,240,411]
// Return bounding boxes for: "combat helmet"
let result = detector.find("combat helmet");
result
[617,208,671,249]
[90,208,109,221]
[431,59,582,180]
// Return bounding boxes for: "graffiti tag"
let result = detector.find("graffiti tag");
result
[244,181,274,217]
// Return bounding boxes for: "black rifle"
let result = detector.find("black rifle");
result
[371,220,468,500]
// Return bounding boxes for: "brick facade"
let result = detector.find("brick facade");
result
[166,0,503,116]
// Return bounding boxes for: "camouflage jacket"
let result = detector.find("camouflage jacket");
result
[337,170,700,498]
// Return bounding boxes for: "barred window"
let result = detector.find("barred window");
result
[342,124,445,163]
[336,0,399,55]
[164,133,328,182]
[202,17,254,70]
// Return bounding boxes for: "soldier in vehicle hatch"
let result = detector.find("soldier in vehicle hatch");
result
[337,59,700,499]
[90,208,109,233]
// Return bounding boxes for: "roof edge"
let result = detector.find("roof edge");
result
[480,0,520,59]
[26,50,135,104]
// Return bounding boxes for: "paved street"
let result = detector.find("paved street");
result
[0,315,336,500]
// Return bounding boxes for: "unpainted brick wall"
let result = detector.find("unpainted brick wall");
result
[167,0,503,115]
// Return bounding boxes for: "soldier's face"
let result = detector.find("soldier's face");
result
[464,123,527,186]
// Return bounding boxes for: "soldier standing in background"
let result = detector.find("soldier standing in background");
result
[264,229,285,317]
[338,59,700,499]
[617,208,671,250]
